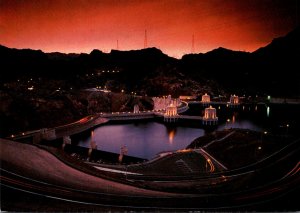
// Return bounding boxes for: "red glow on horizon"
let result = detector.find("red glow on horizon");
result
[0,0,297,58]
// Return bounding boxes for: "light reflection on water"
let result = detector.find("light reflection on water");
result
[78,122,204,159]
[76,104,298,159]
[167,127,176,144]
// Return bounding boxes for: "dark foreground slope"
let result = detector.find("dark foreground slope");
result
[1,133,299,211]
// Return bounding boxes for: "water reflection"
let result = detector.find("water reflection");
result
[74,104,298,159]
[90,130,97,149]
[77,122,203,159]
[232,112,237,123]
[166,126,177,144]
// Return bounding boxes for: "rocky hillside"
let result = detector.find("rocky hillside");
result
[0,88,153,137]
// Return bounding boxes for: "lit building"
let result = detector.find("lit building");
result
[202,105,218,125]
[164,103,178,122]
[165,103,177,116]
[152,95,181,111]
[179,95,197,100]
[229,95,239,104]
[201,93,210,103]
[133,104,139,113]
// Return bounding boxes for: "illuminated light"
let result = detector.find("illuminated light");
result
[221,175,227,182]
[287,124,289,127]
[22,133,25,135]
[264,131,268,135]
[11,134,14,138]
[179,149,192,153]
[225,118,231,129]
[267,95,271,100]
[226,104,229,107]
[121,89,124,93]
[218,106,221,110]
[243,106,245,110]
[267,106,270,117]
[255,105,258,111]
[258,146,262,150]
[28,86,34,91]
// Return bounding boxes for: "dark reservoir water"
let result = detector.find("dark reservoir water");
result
[74,104,299,159]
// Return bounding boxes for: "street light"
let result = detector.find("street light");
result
[226,119,230,129]
[261,131,267,142]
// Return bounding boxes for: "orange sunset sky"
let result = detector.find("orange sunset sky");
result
[0,0,298,58]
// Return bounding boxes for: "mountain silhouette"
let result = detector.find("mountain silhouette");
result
[181,27,300,96]
[1,27,299,96]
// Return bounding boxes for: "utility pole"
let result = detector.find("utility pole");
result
[144,29,148,49]
[191,34,195,53]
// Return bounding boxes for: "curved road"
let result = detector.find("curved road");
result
[1,138,299,211]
